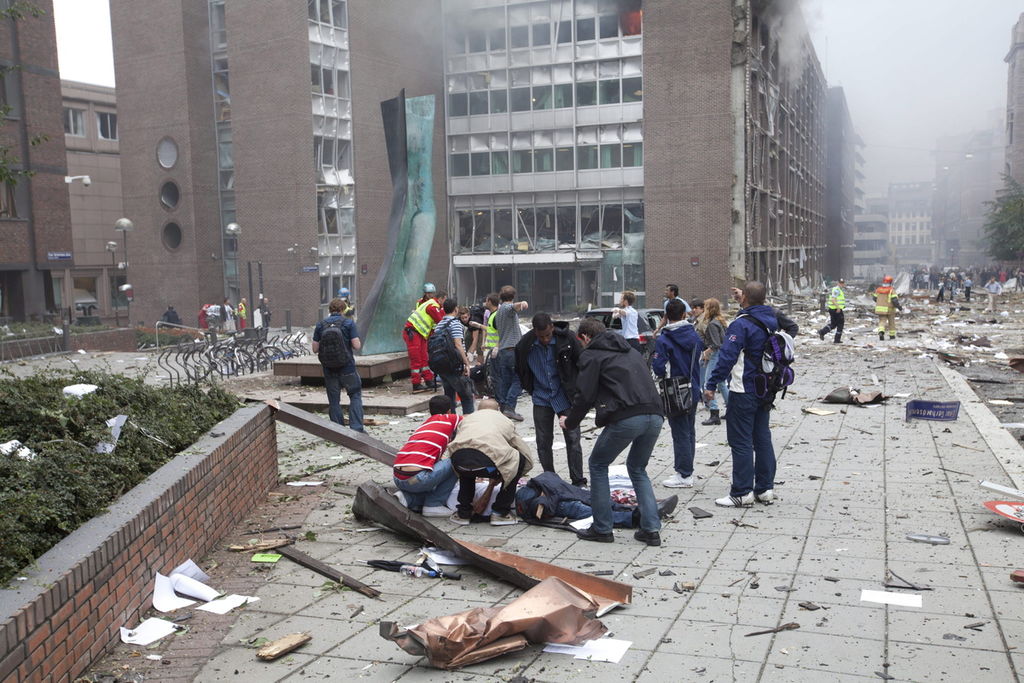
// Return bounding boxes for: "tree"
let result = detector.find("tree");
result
[0,1,45,192]
[983,174,1024,261]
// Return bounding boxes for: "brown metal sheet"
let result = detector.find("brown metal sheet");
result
[266,400,397,466]
[353,481,632,605]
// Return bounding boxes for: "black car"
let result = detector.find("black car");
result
[581,307,664,359]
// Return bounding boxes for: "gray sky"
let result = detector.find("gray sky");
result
[52,1,1021,195]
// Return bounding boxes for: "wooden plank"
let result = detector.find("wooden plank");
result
[277,545,381,598]
[266,400,397,466]
[256,633,312,661]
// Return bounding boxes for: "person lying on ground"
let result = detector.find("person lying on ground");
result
[515,471,678,529]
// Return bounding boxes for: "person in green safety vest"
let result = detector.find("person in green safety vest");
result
[817,278,846,344]
[403,289,446,392]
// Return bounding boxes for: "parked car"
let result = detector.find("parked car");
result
[581,307,664,360]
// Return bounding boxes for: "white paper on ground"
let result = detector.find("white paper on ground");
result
[695,442,708,449]
[172,559,210,583]
[543,638,632,663]
[170,573,220,601]
[1001,423,1024,429]
[0,439,36,461]
[420,547,470,566]
[286,481,324,487]
[120,617,178,645]
[406,412,426,418]
[860,589,921,608]
[62,383,98,398]
[196,594,259,614]
[523,436,537,442]
[989,400,1014,406]
[152,573,195,612]
[607,464,634,489]
[569,516,593,530]
[445,481,499,515]
[552,442,566,450]
[95,414,129,453]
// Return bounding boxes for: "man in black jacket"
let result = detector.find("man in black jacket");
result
[515,313,586,486]
[560,318,664,546]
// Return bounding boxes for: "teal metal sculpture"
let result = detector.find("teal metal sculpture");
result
[358,91,436,355]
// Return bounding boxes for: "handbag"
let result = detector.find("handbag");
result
[657,337,698,417]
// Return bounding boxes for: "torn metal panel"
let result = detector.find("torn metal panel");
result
[277,545,381,598]
[266,400,397,466]
[353,481,632,606]
[381,577,607,670]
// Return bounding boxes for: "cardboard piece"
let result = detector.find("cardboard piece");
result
[860,590,922,608]
[120,618,178,645]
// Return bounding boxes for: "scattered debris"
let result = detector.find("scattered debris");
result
[885,569,932,592]
[350,605,364,619]
[774,586,797,592]
[706,460,721,467]
[689,507,714,519]
[1010,569,1024,584]
[905,534,951,545]
[633,568,657,580]
[228,538,293,553]
[543,637,632,664]
[905,400,961,421]
[590,570,614,576]
[860,590,922,608]
[822,387,887,405]
[745,622,799,637]
[673,581,696,593]
[802,407,838,416]
[659,569,676,577]
[823,577,840,583]
[875,671,895,680]
[256,633,312,661]
[277,545,381,598]
[964,621,987,631]
[120,618,179,646]
[943,633,967,641]
[798,602,821,611]
[730,519,759,529]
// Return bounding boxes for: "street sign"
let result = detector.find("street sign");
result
[905,400,960,421]
[301,265,319,273]
[47,251,72,261]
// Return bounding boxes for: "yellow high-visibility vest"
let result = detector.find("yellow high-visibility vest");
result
[874,286,896,314]
[407,299,439,338]
[827,286,846,311]
[484,311,499,349]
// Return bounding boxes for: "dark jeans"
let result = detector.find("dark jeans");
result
[667,407,696,478]
[451,448,525,517]
[560,499,637,528]
[324,369,364,432]
[533,403,585,486]
[725,391,775,497]
[626,338,642,353]
[965,287,971,302]
[589,413,662,534]
[439,371,475,414]
[493,348,521,412]
[819,309,844,341]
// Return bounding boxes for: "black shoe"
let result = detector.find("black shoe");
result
[701,409,720,426]
[878,332,885,341]
[818,328,826,341]
[572,479,589,488]
[657,495,679,519]
[833,339,842,344]
[576,527,614,543]
[634,529,661,546]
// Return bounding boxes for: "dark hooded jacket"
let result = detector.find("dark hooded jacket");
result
[514,326,581,397]
[651,320,704,405]
[564,330,663,430]
[514,471,591,521]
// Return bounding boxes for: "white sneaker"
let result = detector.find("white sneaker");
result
[755,490,775,505]
[490,512,518,526]
[422,505,455,517]
[394,490,408,506]
[663,473,694,488]
[715,492,755,508]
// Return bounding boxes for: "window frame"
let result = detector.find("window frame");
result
[64,107,85,137]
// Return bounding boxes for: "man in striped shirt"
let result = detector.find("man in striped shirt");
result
[392,395,462,516]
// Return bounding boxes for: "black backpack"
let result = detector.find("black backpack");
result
[428,318,463,375]
[317,320,351,370]
[739,314,795,403]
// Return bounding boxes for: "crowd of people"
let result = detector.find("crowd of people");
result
[306,279,796,546]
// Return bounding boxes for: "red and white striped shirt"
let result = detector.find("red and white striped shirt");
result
[393,414,462,477]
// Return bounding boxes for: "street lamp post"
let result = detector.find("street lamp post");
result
[105,240,120,326]
[114,218,134,324]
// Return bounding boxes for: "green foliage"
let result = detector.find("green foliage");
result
[135,326,203,349]
[983,174,1024,261]
[0,369,240,585]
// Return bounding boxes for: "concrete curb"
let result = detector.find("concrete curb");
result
[936,362,1024,490]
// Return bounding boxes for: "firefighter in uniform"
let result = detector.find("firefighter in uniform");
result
[336,287,355,318]
[873,275,902,341]
[404,288,446,392]
[817,278,846,343]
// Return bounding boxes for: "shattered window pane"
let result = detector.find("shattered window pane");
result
[557,206,577,245]
[489,27,506,50]
[468,29,487,53]
[556,20,572,43]
[576,17,595,41]
[599,14,618,39]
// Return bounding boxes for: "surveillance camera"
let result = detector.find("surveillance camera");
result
[82,177,91,187]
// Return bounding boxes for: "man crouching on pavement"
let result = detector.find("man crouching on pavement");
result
[448,398,534,526]
[560,318,665,546]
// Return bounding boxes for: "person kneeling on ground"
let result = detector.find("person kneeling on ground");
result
[515,471,678,529]
[448,398,534,526]
[392,395,461,517]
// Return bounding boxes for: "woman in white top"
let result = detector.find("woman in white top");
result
[612,290,642,353]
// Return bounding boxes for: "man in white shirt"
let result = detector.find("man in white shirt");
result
[984,277,1003,313]
[612,290,642,353]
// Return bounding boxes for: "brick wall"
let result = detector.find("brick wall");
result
[0,404,278,682]
[0,328,137,361]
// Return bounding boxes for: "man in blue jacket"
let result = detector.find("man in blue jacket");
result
[652,299,704,489]
[704,281,777,508]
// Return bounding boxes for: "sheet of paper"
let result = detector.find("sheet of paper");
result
[802,407,837,416]
[569,516,593,530]
[286,481,324,487]
[62,383,98,398]
[1001,423,1024,429]
[153,573,195,612]
[196,595,259,614]
[96,414,129,453]
[860,589,922,608]
[251,553,282,563]
[172,559,210,583]
[420,547,469,566]
[170,573,220,601]
[543,638,632,663]
[120,617,178,645]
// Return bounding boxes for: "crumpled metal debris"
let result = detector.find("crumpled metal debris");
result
[380,577,607,669]
[822,387,887,405]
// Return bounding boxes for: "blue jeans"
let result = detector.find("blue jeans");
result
[393,460,457,510]
[324,369,364,432]
[700,351,729,410]
[439,371,475,414]
[588,413,663,534]
[725,391,775,497]
[560,500,636,528]
[493,348,521,412]
[667,408,696,478]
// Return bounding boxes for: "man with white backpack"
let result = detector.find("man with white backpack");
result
[704,281,794,508]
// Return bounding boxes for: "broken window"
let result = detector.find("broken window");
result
[576,17,595,41]
[331,0,346,28]
[468,29,486,53]
[489,27,506,50]
[599,79,620,104]
[473,210,492,252]
[532,22,550,46]
[581,205,600,247]
[494,209,514,252]
[449,92,468,117]
[576,81,597,106]
[602,204,623,247]
[556,20,572,43]
[458,210,475,252]
[97,112,117,140]
[536,206,556,250]
[510,25,529,48]
[64,107,84,136]
[517,208,536,250]
[620,0,643,35]
[622,77,642,103]
[599,14,618,39]
[557,206,577,246]
[532,85,553,110]
[553,83,573,108]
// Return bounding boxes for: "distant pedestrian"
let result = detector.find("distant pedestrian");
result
[206,302,222,330]
[817,278,846,343]
[562,318,664,546]
[653,299,703,490]
[964,278,973,303]
[222,298,236,332]
[873,276,900,341]
[515,312,586,487]
[657,284,690,333]
[1017,268,1024,292]
[312,297,363,432]
[259,297,272,329]
[429,298,474,415]
[160,306,182,326]
[403,290,444,392]
[704,281,778,508]
[492,285,529,421]
[612,290,641,353]
[984,277,1003,313]
[237,297,248,330]
[696,298,729,425]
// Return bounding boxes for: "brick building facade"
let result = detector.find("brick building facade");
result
[0,0,72,322]
[1007,13,1024,186]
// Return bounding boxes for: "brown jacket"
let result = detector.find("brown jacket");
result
[446,408,534,486]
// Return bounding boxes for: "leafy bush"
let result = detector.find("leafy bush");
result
[136,326,204,349]
[0,369,240,585]
[1,321,111,341]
